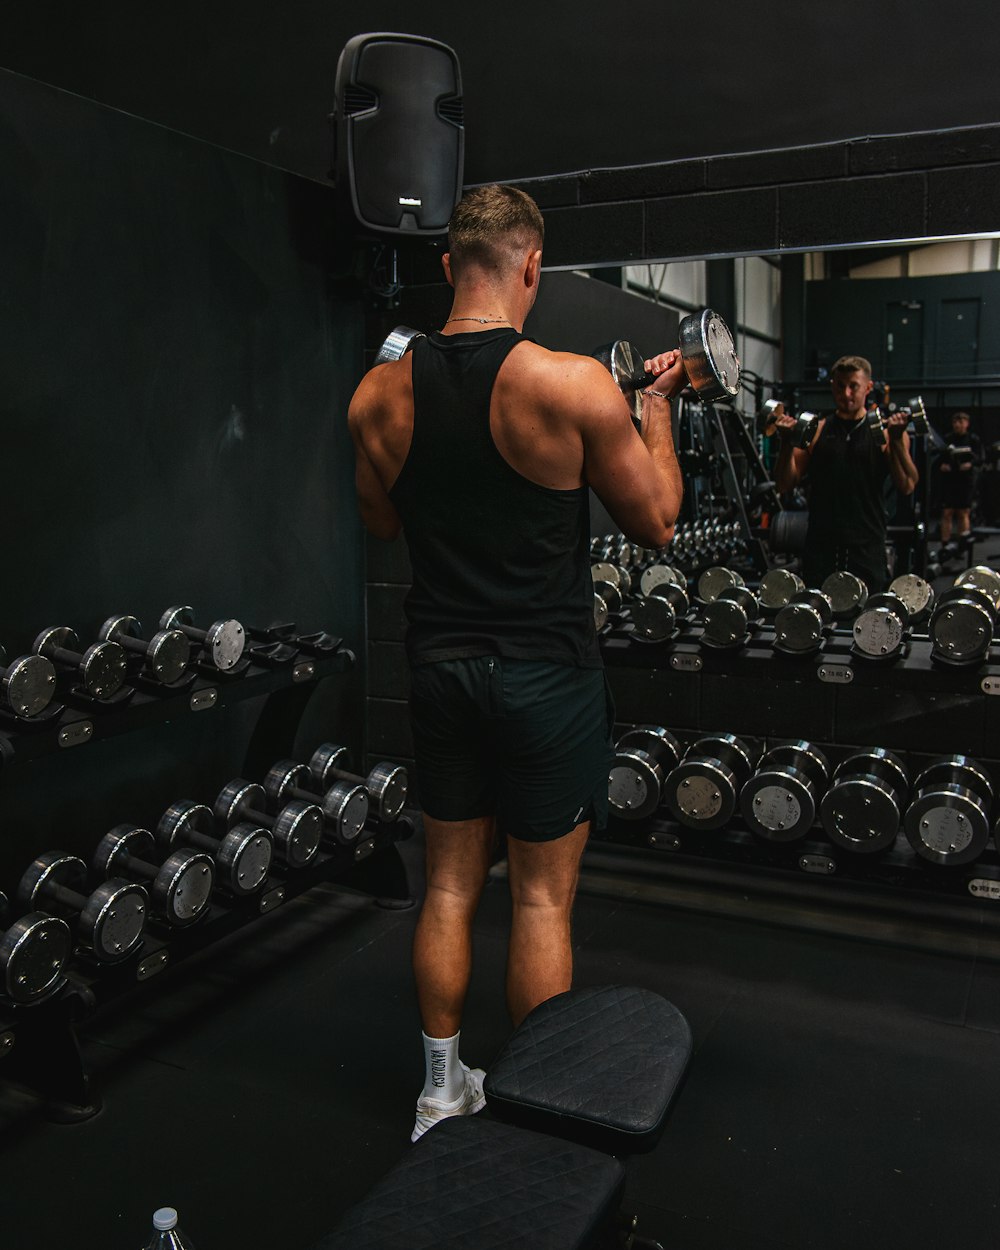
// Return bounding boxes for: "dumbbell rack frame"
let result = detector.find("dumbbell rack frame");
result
[0,634,415,1121]
[596,621,1000,932]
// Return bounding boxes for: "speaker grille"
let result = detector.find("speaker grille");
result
[436,96,464,127]
[343,84,378,115]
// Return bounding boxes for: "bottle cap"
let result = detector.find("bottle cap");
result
[153,1208,178,1231]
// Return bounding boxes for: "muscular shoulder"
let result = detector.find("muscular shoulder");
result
[349,358,411,431]
[498,341,626,425]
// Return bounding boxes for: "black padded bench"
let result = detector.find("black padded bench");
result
[311,1115,625,1250]
[312,986,691,1250]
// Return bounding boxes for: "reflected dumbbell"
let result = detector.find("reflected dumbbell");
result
[888,574,934,624]
[93,826,214,927]
[773,591,834,654]
[307,744,408,823]
[608,726,683,821]
[0,890,72,1004]
[929,566,1000,666]
[820,571,868,620]
[904,756,993,866]
[758,568,804,614]
[0,644,58,720]
[17,852,147,963]
[740,741,830,841]
[156,801,272,896]
[663,734,759,831]
[159,606,246,672]
[263,761,369,845]
[33,627,128,700]
[852,592,911,662]
[701,586,761,649]
[819,749,909,854]
[98,615,191,686]
[214,779,324,869]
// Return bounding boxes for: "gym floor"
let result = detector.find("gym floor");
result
[2,812,999,1250]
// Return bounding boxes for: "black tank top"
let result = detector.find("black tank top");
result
[388,328,601,668]
[805,413,888,546]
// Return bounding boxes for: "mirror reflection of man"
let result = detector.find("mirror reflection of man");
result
[937,410,981,544]
[773,354,918,592]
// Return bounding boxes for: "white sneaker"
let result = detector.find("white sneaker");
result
[410,1062,486,1143]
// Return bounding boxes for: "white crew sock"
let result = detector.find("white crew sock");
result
[420,1030,464,1103]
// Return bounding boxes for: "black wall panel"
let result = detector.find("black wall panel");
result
[0,71,366,884]
[5,3,1000,187]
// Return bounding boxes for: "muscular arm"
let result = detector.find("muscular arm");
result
[885,414,918,495]
[772,408,820,494]
[572,352,684,548]
[347,374,403,542]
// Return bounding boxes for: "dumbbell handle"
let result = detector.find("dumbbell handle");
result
[174,622,212,645]
[113,852,157,886]
[233,802,277,833]
[180,829,224,856]
[47,642,87,667]
[117,635,155,658]
[41,881,88,911]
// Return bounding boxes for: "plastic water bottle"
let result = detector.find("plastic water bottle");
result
[142,1208,196,1249]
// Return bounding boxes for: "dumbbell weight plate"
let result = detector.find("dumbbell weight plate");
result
[821,571,868,618]
[758,568,805,612]
[95,826,215,926]
[773,593,833,654]
[696,566,745,604]
[664,737,754,831]
[929,588,994,665]
[375,325,426,366]
[590,340,647,430]
[702,586,759,648]
[820,772,904,856]
[629,594,676,643]
[160,607,246,671]
[0,912,72,1004]
[594,581,623,615]
[594,594,609,632]
[17,853,148,962]
[956,565,1000,610]
[905,784,990,865]
[216,823,273,895]
[852,593,909,659]
[888,574,934,621]
[678,309,740,400]
[608,727,682,821]
[640,565,686,597]
[913,756,993,807]
[0,645,58,719]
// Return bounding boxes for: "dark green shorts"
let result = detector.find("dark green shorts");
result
[409,657,614,842]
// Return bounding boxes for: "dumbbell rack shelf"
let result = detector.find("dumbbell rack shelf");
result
[0,815,414,1121]
[0,642,356,769]
[598,623,1000,925]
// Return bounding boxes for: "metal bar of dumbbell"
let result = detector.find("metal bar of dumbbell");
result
[93,826,215,927]
[214,780,324,869]
[263,762,369,846]
[156,801,272,896]
[307,744,408,823]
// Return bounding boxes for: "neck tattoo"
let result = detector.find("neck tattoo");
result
[445,316,511,325]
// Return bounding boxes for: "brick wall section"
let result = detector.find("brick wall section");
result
[499,123,1000,268]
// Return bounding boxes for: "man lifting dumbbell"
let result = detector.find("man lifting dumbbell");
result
[348,183,684,1142]
[772,355,918,592]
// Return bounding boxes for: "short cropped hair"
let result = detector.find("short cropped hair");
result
[952,410,971,424]
[447,184,544,278]
[831,354,872,378]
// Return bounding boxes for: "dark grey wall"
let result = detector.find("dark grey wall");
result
[5,2,1000,186]
[0,70,366,883]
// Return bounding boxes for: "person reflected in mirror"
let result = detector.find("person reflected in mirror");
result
[937,410,981,545]
[772,354,918,592]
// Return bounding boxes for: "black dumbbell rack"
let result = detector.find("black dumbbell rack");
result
[0,632,415,1121]
[595,621,1000,930]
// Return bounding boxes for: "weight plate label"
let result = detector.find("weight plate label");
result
[969,878,1000,900]
[58,721,93,748]
[981,677,1000,696]
[190,688,218,711]
[676,775,723,820]
[648,831,681,850]
[818,664,853,684]
[799,854,836,874]
[293,660,317,682]
[670,654,702,671]
[918,806,974,854]
[752,784,801,833]
[136,950,170,981]
[259,886,285,913]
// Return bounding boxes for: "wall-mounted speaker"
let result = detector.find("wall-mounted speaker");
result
[332,32,464,236]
